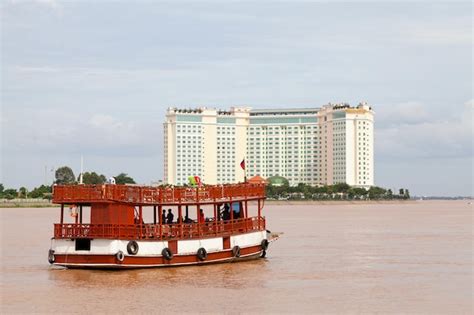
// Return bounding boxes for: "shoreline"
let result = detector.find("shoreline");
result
[0,202,57,208]
[1,199,470,208]
[265,199,419,205]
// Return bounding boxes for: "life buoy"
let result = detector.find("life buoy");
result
[127,241,139,255]
[197,247,207,261]
[232,246,241,258]
[48,249,55,264]
[162,247,173,261]
[116,250,125,262]
[261,239,269,251]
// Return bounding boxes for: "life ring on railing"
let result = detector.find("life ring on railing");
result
[197,247,207,261]
[48,249,55,264]
[116,250,125,262]
[232,245,241,258]
[162,247,173,261]
[261,239,269,251]
[127,241,139,255]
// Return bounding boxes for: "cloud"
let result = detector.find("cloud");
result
[376,102,431,126]
[5,0,63,12]
[2,109,161,157]
[376,100,473,159]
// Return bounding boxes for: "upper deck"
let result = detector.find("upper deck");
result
[52,183,266,206]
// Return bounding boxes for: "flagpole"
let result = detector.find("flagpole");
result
[241,157,247,183]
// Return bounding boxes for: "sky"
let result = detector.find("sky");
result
[1,1,472,196]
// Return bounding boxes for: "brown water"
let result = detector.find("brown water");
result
[1,201,472,313]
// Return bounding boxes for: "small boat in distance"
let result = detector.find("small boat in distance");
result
[48,183,275,268]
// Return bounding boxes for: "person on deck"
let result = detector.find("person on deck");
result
[161,209,166,224]
[199,209,205,224]
[222,204,230,221]
[166,209,174,224]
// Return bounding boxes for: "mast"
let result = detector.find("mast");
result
[79,155,84,184]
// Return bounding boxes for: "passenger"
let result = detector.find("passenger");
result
[199,209,205,224]
[161,209,166,224]
[166,209,174,224]
[222,204,230,221]
[184,215,193,223]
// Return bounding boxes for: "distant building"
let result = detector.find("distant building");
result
[163,103,374,188]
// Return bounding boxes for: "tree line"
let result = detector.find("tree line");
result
[266,182,410,200]
[0,166,136,200]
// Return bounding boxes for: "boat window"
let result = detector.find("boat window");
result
[75,239,91,251]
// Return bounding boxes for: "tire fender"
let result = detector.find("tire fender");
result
[232,246,241,258]
[197,247,208,261]
[127,241,139,255]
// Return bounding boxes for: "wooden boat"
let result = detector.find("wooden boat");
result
[48,183,274,268]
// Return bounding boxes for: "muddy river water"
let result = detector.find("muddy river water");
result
[1,200,472,313]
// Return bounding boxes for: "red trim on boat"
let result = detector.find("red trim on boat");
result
[53,244,264,268]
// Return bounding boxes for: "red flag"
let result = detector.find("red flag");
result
[240,159,245,170]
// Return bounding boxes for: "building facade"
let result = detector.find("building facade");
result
[164,103,374,187]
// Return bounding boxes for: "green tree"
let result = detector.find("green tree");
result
[19,187,28,198]
[0,183,4,196]
[387,189,393,199]
[114,173,136,184]
[30,185,52,199]
[368,186,387,199]
[55,166,76,185]
[333,183,350,193]
[404,189,410,199]
[81,172,107,184]
[3,188,18,200]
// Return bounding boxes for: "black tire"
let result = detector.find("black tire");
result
[260,250,266,258]
[232,246,241,258]
[116,250,125,262]
[162,247,173,261]
[127,241,139,255]
[197,247,208,261]
[261,239,269,251]
[48,249,55,264]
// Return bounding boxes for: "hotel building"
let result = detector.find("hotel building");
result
[164,103,374,187]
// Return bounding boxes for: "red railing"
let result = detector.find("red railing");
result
[52,183,266,205]
[53,216,266,240]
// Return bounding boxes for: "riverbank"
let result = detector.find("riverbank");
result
[265,199,419,205]
[0,200,56,208]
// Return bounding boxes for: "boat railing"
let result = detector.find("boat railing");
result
[52,183,265,205]
[53,216,266,240]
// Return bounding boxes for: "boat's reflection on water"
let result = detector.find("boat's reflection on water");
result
[48,258,269,290]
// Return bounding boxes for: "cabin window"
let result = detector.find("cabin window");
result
[75,239,91,251]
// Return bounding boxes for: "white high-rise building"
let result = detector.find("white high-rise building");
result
[164,103,374,187]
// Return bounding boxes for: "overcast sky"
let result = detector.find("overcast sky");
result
[1,1,472,196]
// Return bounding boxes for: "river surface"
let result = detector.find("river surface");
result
[1,201,472,313]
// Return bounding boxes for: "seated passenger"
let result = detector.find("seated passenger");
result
[184,215,193,223]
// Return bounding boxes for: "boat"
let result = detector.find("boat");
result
[48,183,276,268]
